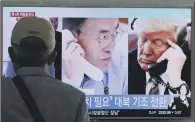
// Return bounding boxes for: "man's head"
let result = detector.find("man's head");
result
[63,18,122,71]
[49,17,58,31]
[136,19,178,71]
[9,17,57,71]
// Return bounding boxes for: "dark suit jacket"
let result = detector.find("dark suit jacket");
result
[54,31,62,80]
[128,49,191,94]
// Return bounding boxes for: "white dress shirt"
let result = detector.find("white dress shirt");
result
[62,24,128,95]
[62,48,128,95]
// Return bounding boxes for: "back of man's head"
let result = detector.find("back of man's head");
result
[9,17,56,68]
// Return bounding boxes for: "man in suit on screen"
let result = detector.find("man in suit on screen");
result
[62,18,128,95]
[128,19,191,95]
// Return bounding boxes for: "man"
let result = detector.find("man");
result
[4,17,60,79]
[128,19,191,95]
[49,17,62,80]
[62,18,128,95]
[4,17,62,80]
[2,17,90,122]
[49,17,59,31]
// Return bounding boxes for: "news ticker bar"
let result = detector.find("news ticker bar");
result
[86,95,173,109]
[89,109,190,117]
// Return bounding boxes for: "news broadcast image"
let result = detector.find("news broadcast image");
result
[2,7,192,118]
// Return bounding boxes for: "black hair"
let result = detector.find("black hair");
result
[178,83,190,95]
[62,18,87,36]
[10,36,55,67]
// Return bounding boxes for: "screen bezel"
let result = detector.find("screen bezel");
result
[1,0,194,120]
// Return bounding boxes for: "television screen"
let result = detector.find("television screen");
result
[2,7,192,119]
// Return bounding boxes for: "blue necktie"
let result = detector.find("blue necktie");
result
[80,73,109,95]
[80,75,90,88]
[104,71,109,95]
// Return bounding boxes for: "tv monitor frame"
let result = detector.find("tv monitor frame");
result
[0,0,194,121]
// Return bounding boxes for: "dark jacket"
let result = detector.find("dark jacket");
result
[2,67,90,122]
[54,31,62,80]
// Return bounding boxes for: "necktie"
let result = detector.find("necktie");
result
[80,73,109,95]
[149,77,160,95]
[104,71,109,95]
[80,75,90,88]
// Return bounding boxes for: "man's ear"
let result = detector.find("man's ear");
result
[8,47,17,62]
[47,51,57,65]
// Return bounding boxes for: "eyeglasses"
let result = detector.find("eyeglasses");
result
[79,27,124,48]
